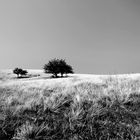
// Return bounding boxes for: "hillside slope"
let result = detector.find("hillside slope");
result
[0,70,140,139]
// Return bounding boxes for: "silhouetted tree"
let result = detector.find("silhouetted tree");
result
[20,70,28,77]
[44,59,74,78]
[13,68,23,78]
[59,59,67,77]
[64,64,74,76]
[44,59,60,78]
[13,68,28,78]
[59,59,74,77]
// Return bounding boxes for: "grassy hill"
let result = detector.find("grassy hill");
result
[0,70,140,140]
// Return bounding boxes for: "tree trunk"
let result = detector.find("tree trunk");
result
[54,73,58,78]
[61,73,63,77]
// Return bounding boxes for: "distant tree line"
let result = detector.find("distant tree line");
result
[13,59,74,78]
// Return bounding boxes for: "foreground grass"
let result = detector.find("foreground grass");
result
[0,71,140,140]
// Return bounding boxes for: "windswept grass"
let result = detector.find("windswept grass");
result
[0,71,140,139]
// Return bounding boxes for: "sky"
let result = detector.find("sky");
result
[0,0,140,74]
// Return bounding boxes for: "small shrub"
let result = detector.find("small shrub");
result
[13,122,48,140]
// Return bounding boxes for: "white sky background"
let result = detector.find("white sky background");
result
[0,0,140,74]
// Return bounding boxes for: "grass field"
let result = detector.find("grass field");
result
[0,70,140,140]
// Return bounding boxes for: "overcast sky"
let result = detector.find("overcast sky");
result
[0,0,140,74]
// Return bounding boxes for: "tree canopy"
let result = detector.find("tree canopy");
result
[44,59,74,78]
[13,68,28,78]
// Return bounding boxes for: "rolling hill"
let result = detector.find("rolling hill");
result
[0,70,140,140]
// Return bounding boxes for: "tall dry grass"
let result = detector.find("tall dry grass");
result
[0,72,140,139]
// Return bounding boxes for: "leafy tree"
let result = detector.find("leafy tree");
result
[13,68,23,78]
[59,59,73,77]
[13,68,28,78]
[63,64,74,76]
[44,59,74,78]
[44,59,60,78]
[59,59,67,77]
[20,70,28,77]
